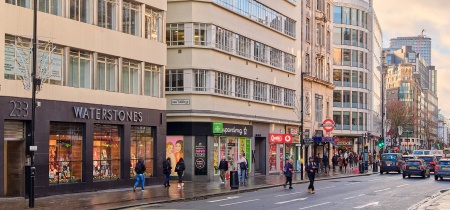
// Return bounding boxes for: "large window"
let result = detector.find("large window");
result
[352,91,358,108]
[6,0,31,8]
[343,70,350,86]
[253,81,267,102]
[359,112,364,130]
[194,23,208,46]
[333,49,341,65]
[343,111,350,130]
[333,6,341,24]
[39,0,63,16]
[284,53,295,73]
[97,0,117,30]
[235,34,252,58]
[215,72,232,95]
[254,42,267,63]
[333,69,342,86]
[269,85,282,105]
[352,70,358,87]
[216,27,233,52]
[270,48,282,68]
[352,112,358,130]
[342,7,350,25]
[166,23,184,46]
[144,64,160,97]
[333,90,341,107]
[145,7,163,42]
[284,89,295,107]
[70,0,91,23]
[68,50,91,88]
[315,94,323,121]
[49,123,83,184]
[93,124,121,181]
[351,8,358,26]
[130,126,154,178]
[351,29,358,46]
[359,92,364,109]
[306,18,310,41]
[193,69,208,92]
[343,90,350,108]
[235,77,250,99]
[122,59,140,94]
[343,49,351,66]
[122,1,140,36]
[97,54,117,92]
[165,69,184,91]
[333,111,342,130]
[343,28,350,45]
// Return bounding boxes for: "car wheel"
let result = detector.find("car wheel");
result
[435,176,439,180]
[408,175,411,178]
[403,174,406,179]
[440,177,444,181]
[422,172,426,178]
[380,171,383,175]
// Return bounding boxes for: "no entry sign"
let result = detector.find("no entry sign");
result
[322,119,335,132]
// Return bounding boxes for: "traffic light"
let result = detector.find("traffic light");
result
[378,137,384,147]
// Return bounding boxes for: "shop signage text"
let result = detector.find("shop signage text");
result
[303,138,314,145]
[335,137,352,145]
[73,107,143,122]
[171,99,190,105]
[212,123,253,137]
[269,133,293,144]
[194,139,207,175]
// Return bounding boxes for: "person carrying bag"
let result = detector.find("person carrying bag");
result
[174,158,186,189]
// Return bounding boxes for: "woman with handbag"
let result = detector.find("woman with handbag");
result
[175,158,186,189]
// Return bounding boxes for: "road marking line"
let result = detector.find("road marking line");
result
[354,201,379,209]
[298,202,331,210]
[207,196,240,203]
[219,199,260,207]
[315,186,335,190]
[276,192,302,197]
[345,182,360,186]
[396,184,409,188]
[275,197,307,204]
[374,188,390,193]
[344,194,365,200]
[367,178,381,182]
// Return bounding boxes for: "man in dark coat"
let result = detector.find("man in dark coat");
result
[218,156,228,184]
[306,157,318,194]
[283,159,294,189]
[163,157,172,187]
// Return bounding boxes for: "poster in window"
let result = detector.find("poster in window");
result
[194,138,207,175]
[166,136,183,176]
[4,45,15,75]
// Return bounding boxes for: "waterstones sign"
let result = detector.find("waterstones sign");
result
[73,106,143,122]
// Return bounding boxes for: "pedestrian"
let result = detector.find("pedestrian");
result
[306,157,318,194]
[175,157,186,189]
[163,157,172,187]
[218,156,228,184]
[133,158,146,191]
[349,152,354,168]
[238,153,248,185]
[314,154,321,173]
[283,159,294,189]
[338,155,343,172]
[343,156,348,173]
[322,153,329,174]
[332,153,338,172]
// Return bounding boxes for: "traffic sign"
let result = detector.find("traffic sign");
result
[322,119,335,132]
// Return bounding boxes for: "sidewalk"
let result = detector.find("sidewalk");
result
[414,189,450,210]
[0,169,375,210]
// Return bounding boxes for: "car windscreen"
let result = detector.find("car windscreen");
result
[413,151,423,155]
[439,161,450,166]
[404,157,413,160]
[424,151,431,155]
[418,157,433,162]
[436,156,442,161]
[407,161,421,166]
[382,154,397,160]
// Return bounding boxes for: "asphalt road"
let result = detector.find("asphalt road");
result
[124,172,450,210]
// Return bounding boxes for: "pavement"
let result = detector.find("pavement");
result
[0,168,375,210]
[414,188,450,210]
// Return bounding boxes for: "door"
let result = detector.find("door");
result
[6,141,25,196]
[255,137,266,175]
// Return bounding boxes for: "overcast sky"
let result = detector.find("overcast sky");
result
[373,0,450,118]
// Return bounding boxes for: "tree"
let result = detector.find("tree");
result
[422,109,439,149]
[386,100,416,145]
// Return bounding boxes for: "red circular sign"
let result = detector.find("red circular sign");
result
[322,119,335,132]
[284,135,292,143]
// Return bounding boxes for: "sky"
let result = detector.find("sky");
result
[373,0,450,118]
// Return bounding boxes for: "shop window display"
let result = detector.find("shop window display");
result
[49,123,83,184]
[130,126,154,178]
[213,136,251,175]
[93,124,121,181]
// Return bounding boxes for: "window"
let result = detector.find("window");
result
[316,23,321,45]
[166,23,184,46]
[352,91,358,108]
[343,28,350,45]
[145,7,163,42]
[284,17,296,38]
[39,0,63,16]
[97,0,117,30]
[215,27,233,52]
[343,90,350,108]
[215,72,232,95]
[70,0,91,23]
[351,8,357,26]
[49,123,83,184]
[359,92,364,109]
[326,31,331,51]
[333,6,342,24]
[315,94,323,121]
[352,50,358,67]
[235,34,252,58]
[130,126,154,178]
[68,50,91,89]
[343,7,350,24]
[122,1,140,36]
[333,49,341,65]
[253,81,267,102]
[359,112,363,130]
[269,85,282,104]
[333,90,341,107]
[97,54,116,92]
[359,10,364,27]
[326,3,330,18]
[343,49,351,66]
[352,70,358,87]
[36,43,64,86]
[333,111,342,130]
[284,53,295,73]
[193,69,208,92]
[352,112,358,130]
[343,111,350,130]
[93,124,121,181]
[316,0,322,11]
[343,70,350,87]
[306,18,310,42]
[194,23,208,46]
[284,89,295,107]
[359,31,364,48]
[254,42,267,63]
[270,48,282,68]
[235,77,250,98]
[351,29,358,46]
[122,59,140,94]
[6,0,31,8]
[165,69,184,91]
[333,69,342,86]
[144,63,160,97]
[359,51,364,68]
[305,53,310,72]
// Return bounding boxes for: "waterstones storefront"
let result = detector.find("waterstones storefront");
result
[0,96,166,197]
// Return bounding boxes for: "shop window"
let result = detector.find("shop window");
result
[130,126,154,178]
[49,123,83,184]
[93,124,121,181]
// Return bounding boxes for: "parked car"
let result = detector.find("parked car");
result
[435,159,450,181]
[417,155,438,172]
[380,153,405,174]
[403,159,430,178]
[403,155,415,161]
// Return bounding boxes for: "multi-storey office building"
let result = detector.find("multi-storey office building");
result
[390,35,432,65]
[0,0,167,197]
[332,0,382,153]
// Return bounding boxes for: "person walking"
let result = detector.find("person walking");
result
[314,154,321,173]
[306,157,318,194]
[133,158,146,191]
[175,158,186,189]
[163,157,172,187]
[283,159,294,189]
[218,156,228,184]
[338,155,343,172]
[332,153,338,172]
[238,153,248,186]
[322,153,329,175]
[349,152,354,168]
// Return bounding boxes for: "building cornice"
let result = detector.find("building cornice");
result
[304,74,335,89]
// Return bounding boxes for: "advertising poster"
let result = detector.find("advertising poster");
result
[246,139,251,172]
[195,138,207,175]
[166,136,184,176]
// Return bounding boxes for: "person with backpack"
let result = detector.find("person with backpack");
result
[133,158,146,191]
[283,159,294,189]
[174,158,186,189]
[237,153,248,185]
[218,156,228,184]
[163,157,172,187]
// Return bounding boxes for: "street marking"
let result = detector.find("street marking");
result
[207,196,240,203]
[354,201,379,209]
[298,202,331,210]
[367,178,381,182]
[344,194,365,200]
[345,182,360,186]
[219,199,260,207]
[396,184,409,188]
[275,197,307,204]
[276,192,302,197]
[374,188,391,193]
[315,186,335,190]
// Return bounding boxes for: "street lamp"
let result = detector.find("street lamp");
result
[300,72,307,181]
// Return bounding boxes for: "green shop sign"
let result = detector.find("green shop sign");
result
[212,122,223,134]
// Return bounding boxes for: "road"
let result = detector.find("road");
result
[123,173,450,210]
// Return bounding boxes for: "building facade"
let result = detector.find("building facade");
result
[1,0,167,197]
[390,35,432,65]
[332,0,382,154]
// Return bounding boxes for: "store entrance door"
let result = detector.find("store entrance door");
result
[254,137,266,175]
[5,140,25,196]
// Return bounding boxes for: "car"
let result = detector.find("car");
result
[403,159,430,178]
[435,155,443,161]
[413,150,431,156]
[380,153,405,174]
[403,155,415,161]
[434,159,450,181]
[417,155,438,172]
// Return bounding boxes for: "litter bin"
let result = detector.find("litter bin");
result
[230,170,239,189]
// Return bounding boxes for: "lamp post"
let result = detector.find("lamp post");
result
[300,72,306,181]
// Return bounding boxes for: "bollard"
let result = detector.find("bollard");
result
[372,162,378,172]
[359,163,364,174]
